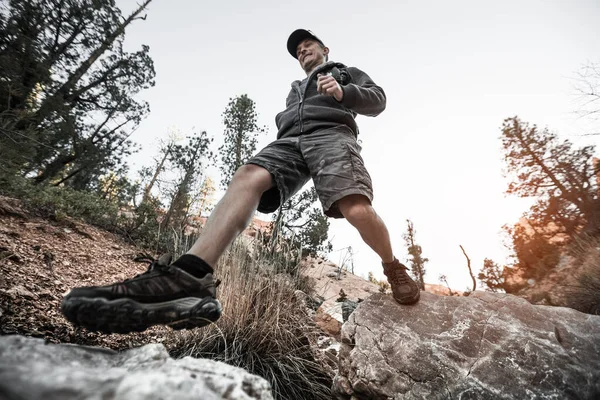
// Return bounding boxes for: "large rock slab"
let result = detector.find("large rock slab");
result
[0,335,273,400]
[333,291,600,399]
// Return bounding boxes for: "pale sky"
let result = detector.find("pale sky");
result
[118,0,599,290]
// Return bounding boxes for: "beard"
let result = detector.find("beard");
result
[302,54,325,74]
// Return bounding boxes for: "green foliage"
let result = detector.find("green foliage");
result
[161,131,213,230]
[403,219,428,290]
[275,187,333,258]
[0,0,154,188]
[218,94,266,188]
[117,197,162,250]
[478,258,505,292]
[1,175,119,227]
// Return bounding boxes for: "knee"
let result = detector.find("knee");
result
[230,164,274,193]
[337,195,374,223]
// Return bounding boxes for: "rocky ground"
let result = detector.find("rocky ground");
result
[0,196,172,349]
[0,195,458,351]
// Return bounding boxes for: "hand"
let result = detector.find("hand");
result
[317,74,344,102]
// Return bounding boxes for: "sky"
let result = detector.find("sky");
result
[116,0,599,290]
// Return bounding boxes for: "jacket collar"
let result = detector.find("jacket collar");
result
[292,61,348,87]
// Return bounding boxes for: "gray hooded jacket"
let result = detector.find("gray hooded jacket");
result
[275,61,386,139]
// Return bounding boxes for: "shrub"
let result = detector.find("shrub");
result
[563,234,600,315]
[0,175,119,227]
[167,239,332,400]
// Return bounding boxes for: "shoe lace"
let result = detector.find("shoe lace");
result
[126,253,171,281]
[130,253,222,288]
[388,265,412,285]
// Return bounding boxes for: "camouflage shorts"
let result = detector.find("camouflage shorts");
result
[247,125,373,218]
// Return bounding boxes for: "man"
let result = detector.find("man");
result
[61,29,420,334]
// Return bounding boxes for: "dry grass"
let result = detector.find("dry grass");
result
[563,234,600,315]
[167,237,332,400]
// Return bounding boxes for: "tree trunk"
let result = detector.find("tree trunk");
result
[143,144,172,202]
[33,153,77,184]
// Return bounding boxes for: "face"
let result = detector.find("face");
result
[296,39,329,73]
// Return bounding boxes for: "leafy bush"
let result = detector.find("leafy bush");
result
[0,175,119,227]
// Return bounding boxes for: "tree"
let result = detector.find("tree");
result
[503,222,562,285]
[161,131,213,230]
[438,274,456,296]
[403,219,428,289]
[478,258,504,292]
[143,139,176,203]
[274,187,332,258]
[196,176,217,216]
[218,94,266,188]
[573,62,600,135]
[501,117,599,237]
[0,0,155,187]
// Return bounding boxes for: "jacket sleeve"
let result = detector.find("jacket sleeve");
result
[339,67,386,116]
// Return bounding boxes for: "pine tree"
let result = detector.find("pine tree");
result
[218,94,266,188]
[478,258,505,292]
[162,131,213,230]
[0,0,155,186]
[197,176,217,216]
[403,219,428,290]
[501,117,599,237]
[274,187,332,257]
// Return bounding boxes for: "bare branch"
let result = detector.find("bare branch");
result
[460,245,476,293]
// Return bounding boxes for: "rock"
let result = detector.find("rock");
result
[5,285,37,300]
[294,290,324,312]
[0,335,274,400]
[312,335,341,379]
[315,303,343,339]
[333,292,600,400]
[341,300,360,322]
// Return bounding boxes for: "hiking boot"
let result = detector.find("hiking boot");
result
[61,254,222,333]
[382,259,421,305]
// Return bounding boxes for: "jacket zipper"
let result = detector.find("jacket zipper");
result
[296,63,332,133]
[293,84,303,133]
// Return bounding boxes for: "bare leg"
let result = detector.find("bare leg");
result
[187,164,274,267]
[336,194,395,263]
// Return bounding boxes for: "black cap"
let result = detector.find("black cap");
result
[287,29,325,59]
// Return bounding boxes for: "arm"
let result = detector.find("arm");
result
[339,67,386,116]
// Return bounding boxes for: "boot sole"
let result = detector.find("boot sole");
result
[393,289,421,305]
[61,296,222,334]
